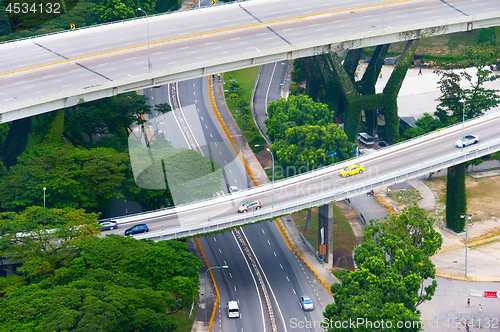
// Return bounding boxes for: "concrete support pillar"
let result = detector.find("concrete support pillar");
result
[318,203,334,265]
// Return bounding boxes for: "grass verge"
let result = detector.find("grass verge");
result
[171,307,197,332]
[223,67,267,154]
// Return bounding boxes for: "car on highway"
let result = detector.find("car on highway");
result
[339,164,364,177]
[229,186,240,194]
[237,201,261,213]
[226,300,240,318]
[299,295,314,311]
[124,224,149,236]
[455,135,479,148]
[98,220,118,231]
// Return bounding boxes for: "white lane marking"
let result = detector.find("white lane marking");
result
[193,83,195,87]
[206,125,209,129]
[160,56,169,60]
[42,74,54,79]
[204,42,214,45]
[234,286,237,291]
[33,91,43,94]
[231,231,266,332]
[292,289,296,294]
[152,52,162,55]
[219,151,222,155]
[229,273,232,278]
[200,116,204,120]
[194,91,196,95]
[23,85,34,89]
[52,79,62,83]
[238,42,248,45]
[274,252,277,257]
[262,229,265,234]
[107,68,116,71]
[286,276,289,281]
[62,84,72,87]
[391,160,401,165]
[218,248,222,253]
[214,142,217,146]
[229,169,232,173]
[79,74,90,77]
[135,62,145,65]
[234,179,237,183]
[187,51,196,54]
[418,152,427,156]
[267,240,271,246]
[210,134,213,138]
[213,237,217,242]
[280,264,283,269]
[224,160,227,165]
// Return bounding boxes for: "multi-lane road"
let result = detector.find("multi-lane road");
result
[2,0,499,122]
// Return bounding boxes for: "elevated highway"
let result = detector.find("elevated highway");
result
[96,110,500,240]
[1,0,500,123]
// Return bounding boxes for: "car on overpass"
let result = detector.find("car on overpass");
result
[125,224,149,236]
[237,201,261,213]
[98,220,118,231]
[455,135,479,148]
[340,164,365,177]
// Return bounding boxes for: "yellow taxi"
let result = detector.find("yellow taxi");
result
[339,164,364,177]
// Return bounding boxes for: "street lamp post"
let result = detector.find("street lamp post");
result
[137,8,151,72]
[461,214,471,278]
[205,265,228,323]
[382,0,385,28]
[255,145,275,209]
[43,187,46,208]
[461,99,466,152]
[266,148,275,209]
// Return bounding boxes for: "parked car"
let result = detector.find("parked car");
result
[455,135,479,148]
[377,141,388,148]
[299,295,314,311]
[98,220,118,231]
[339,164,364,177]
[237,201,261,213]
[125,224,149,236]
[357,132,374,145]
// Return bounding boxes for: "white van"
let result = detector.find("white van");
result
[357,132,374,146]
[226,300,240,318]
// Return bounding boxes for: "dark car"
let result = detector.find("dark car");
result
[98,220,118,231]
[125,224,149,236]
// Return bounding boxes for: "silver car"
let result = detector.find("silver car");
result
[98,220,118,231]
[455,135,479,148]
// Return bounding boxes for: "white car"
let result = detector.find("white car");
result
[455,135,479,148]
[299,295,314,311]
[226,301,240,318]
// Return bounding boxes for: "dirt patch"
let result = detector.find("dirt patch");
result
[332,248,355,271]
[255,149,272,168]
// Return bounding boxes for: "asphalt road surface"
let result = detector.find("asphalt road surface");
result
[1,0,495,110]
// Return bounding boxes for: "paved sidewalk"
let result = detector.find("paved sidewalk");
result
[211,74,339,288]
[408,179,436,212]
[211,76,270,185]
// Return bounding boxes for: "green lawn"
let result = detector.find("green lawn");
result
[223,66,267,154]
[171,307,197,332]
[292,205,357,253]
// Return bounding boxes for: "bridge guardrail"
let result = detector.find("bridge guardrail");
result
[132,136,500,240]
[104,111,500,225]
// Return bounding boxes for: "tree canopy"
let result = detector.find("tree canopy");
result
[324,206,443,331]
[265,94,334,142]
[0,207,200,331]
[0,146,128,213]
[272,124,355,177]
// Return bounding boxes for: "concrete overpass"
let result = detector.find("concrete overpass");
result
[94,110,500,240]
[1,0,500,123]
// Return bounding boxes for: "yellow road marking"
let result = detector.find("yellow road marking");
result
[1,0,411,78]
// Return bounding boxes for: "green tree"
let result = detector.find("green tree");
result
[95,0,136,23]
[0,146,128,212]
[265,95,334,142]
[466,157,483,171]
[272,124,355,177]
[325,206,442,331]
[446,163,467,232]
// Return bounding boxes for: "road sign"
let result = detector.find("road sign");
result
[212,0,216,4]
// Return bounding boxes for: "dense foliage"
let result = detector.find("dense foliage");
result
[325,206,443,331]
[0,207,200,331]
[271,124,355,177]
[446,163,467,232]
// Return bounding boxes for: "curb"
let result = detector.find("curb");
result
[207,76,259,186]
[195,237,219,332]
[275,218,333,295]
